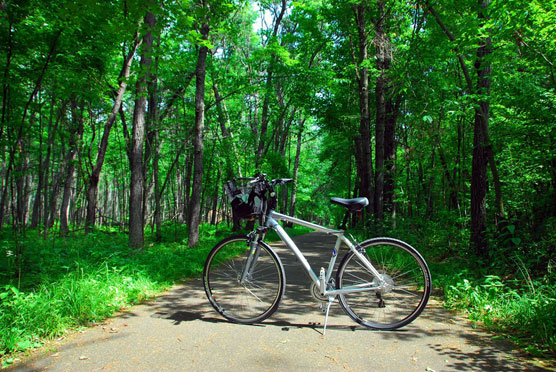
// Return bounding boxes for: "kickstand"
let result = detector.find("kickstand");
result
[323,296,335,335]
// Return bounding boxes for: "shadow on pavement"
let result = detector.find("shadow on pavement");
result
[146,231,549,372]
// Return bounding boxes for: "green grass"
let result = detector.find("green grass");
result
[372,216,556,358]
[0,222,310,365]
[443,273,556,356]
[3,217,554,362]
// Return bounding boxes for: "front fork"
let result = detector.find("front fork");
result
[239,227,267,283]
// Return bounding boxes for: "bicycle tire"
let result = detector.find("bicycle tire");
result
[336,237,431,330]
[203,235,286,324]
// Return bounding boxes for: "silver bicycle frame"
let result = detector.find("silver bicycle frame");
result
[265,210,384,296]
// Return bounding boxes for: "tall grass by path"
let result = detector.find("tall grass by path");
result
[377,215,556,358]
[2,218,554,363]
[0,223,310,365]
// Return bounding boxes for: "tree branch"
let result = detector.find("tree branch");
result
[425,1,474,93]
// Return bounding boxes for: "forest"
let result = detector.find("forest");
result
[1,0,555,364]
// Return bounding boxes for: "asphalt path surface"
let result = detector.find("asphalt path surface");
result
[9,232,549,372]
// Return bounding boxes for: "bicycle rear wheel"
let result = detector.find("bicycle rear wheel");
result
[203,235,285,324]
[336,238,431,330]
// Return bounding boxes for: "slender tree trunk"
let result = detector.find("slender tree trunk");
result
[86,29,142,232]
[188,18,210,247]
[143,34,160,228]
[438,142,457,210]
[0,30,61,229]
[213,81,242,179]
[426,144,437,218]
[31,105,44,228]
[375,97,385,221]
[210,169,221,226]
[405,151,412,217]
[47,164,64,229]
[256,71,273,169]
[427,0,501,256]
[255,0,287,169]
[353,4,373,214]
[485,125,504,223]
[184,151,192,225]
[0,22,13,140]
[60,99,84,235]
[176,171,184,223]
[384,98,398,216]
[470,0,492,257]
[42,100,64,236]
[14,142,29,230]
[129,10,155,250]
[374,0,392,221]
[154,132,162,240]
[289,122,304,219]
[550,133,556,216]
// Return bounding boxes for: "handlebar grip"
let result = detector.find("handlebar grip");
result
[274,178,293,186]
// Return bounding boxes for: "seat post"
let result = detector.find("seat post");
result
[340,211,350,230]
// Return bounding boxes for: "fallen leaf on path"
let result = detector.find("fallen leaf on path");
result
[325,355,339,363]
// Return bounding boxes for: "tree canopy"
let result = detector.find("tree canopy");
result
[0,0,554,263]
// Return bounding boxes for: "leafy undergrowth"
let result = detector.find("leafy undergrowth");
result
[0,223,310,366]
[443,274,556,357]
[377,216,556,359]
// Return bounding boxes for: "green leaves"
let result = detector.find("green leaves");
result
[187,30,214,48]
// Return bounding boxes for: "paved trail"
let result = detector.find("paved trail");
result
[9,233,548,372]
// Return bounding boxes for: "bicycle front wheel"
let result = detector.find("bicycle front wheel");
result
[203,235,285,324]
[336,238,431,330]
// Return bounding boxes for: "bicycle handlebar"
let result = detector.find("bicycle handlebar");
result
[248,174,292,188]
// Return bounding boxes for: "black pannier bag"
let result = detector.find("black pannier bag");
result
[224,179,264,219]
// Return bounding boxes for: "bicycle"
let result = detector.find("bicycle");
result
[202,174,431,332]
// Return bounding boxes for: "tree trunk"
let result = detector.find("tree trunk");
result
[0,22,13,140]
[289,122,304,219]
[384,98,398,216]
[374,0,392,221]
[210,169,221,226]
[184,151,192,225]
[42,100,64,236]
[143,34,160,229]
[86,29,142,232]
[31,106,44,229]
[426,144,437,218]
[188,18,210,247]
[470,108,489,256]
[353,4,373,214]
[47,164,64,229]
[427,0,501,257]
[470,0,492,257]
[60,99,84,235]
[213,81,242,179]
[0,30,61,229]
[255,0,287,169]
[14,142,29,230]
[129,10,155,250]
[154,132,162,240]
